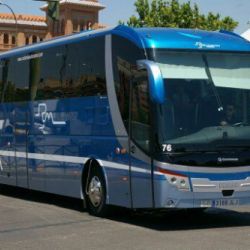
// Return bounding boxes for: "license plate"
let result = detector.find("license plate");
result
[201,199,239,208]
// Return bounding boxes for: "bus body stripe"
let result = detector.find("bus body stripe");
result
[1,149,249,180]
[0,150,161,176]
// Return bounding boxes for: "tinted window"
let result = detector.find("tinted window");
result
[0,56,29,103]
[112,35,145,131]
[33,37,106,100]
[64,37,106,98]
[0,36,106,103]
[0,59,9,102]
[14,56,30,102]
[33,46,66,101]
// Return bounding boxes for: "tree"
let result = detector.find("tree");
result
[47,0,60,21]
[124,0,238,31]
[34,0,60,21]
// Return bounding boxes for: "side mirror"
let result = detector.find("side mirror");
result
[137,60,165,104]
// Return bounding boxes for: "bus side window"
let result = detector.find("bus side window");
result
[64,37,107,98]
[0,59,7,103]
[14,57,30,102]
[33,38,107,100]
[0,60,5,134]
[1,59,15,103]
[0,56,30,103]
[35,46,67,101]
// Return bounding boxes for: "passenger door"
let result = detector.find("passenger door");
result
[109,34,153,208]
[129,71,154,208]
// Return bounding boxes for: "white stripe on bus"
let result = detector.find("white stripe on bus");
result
[0,150,159,175]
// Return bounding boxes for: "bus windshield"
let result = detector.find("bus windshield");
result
[153,51,250,153]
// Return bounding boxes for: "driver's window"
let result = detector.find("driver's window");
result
[112,35,145,132]
[131,72,150,153]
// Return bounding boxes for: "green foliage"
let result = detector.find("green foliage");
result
[125,0,238,31]
[48,0,60,21]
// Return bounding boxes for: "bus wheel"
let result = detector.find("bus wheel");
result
[85,166,109,217]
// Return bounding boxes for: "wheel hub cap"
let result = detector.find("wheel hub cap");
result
[88,176,103,207]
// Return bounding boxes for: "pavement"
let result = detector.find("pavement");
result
[0,184,250,250]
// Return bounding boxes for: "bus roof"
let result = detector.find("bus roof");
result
[133,28,250,51]
[1,25,250,59]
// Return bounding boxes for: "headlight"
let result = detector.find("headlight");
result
[157,167,191,191]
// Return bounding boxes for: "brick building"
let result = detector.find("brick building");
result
[0,0,105,52]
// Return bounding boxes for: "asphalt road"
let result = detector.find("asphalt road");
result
[0,185,250,250]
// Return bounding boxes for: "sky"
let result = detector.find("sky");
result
[0,0,250,34]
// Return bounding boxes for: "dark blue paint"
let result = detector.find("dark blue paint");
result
[29,97,114,137]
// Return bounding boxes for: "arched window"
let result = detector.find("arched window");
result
[80,21,86,31]
[25,37,29,45]
[32,35,37,43]
[61,19,65,34]
[73,19,78,33]
[3,33,9,44]
[11,36,16,45]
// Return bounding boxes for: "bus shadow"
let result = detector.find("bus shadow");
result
[1,184,250,231]
[108,207,250,231]
[0,184,84,212]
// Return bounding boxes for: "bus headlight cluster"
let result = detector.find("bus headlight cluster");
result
[166,174,190,191]
[157,167,190,191]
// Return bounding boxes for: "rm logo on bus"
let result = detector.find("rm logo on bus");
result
[35,103,66,127]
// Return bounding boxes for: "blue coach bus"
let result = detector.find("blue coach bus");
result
[1,25,250,216]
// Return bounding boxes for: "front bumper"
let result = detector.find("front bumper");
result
[154,171,250,209]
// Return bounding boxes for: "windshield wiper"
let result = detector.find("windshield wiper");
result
[216,144,250,151]
[202,55,224,112]
[167,146,218,154]
[232,122,250,127]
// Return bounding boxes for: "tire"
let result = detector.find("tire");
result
[85,166,109,217]
[186,208,207,215]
